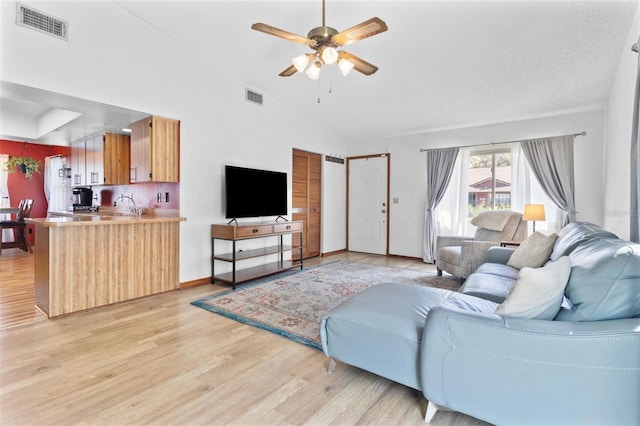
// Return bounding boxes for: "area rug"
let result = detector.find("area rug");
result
[191,260,462,350]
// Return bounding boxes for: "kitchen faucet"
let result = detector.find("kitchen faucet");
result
[113,194,143,215]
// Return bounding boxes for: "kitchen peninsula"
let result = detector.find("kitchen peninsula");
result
[27,211,185,318]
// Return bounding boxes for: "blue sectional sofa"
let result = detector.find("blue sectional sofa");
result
[320,222,640,425]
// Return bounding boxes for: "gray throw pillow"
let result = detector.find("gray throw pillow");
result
[507,232,558,269]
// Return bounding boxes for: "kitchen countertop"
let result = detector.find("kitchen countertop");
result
[30,208,183,318]
[28,209,186,227]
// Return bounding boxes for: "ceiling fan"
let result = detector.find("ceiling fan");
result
[251,0,388,79]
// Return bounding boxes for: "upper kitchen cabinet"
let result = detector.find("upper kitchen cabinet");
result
[130,116,180,183]
[71,133,130,186]
[103,133,131,184]
[85,135,104,185]
[71,139,87,186]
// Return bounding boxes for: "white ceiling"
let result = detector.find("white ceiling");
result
[0,82,149,146]
[1,0,637,145]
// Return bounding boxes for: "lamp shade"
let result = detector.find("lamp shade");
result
[292,54,310,73]
[338,58,355,76]
[320,46,338,64]
[305,61,322,80]
[523,204,546,221]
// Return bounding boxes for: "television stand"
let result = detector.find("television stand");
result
[211,221,303,289]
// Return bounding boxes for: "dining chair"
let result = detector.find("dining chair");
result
[0,199,35,254]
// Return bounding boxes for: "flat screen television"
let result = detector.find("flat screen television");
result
[225,165,287,219]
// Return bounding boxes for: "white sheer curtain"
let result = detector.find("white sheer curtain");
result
[511,144,564,234]
[435,144,564,240]
[44,156,68,213]
[1,154,14,243]
[436,147,473,237]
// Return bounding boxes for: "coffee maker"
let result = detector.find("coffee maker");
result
[72,187,93,211]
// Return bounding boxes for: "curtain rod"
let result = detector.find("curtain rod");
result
[419,131,586,153]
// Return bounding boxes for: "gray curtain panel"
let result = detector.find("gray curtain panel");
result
[422,147,459,263]
[631,37,640,243]
[521,135,576,225]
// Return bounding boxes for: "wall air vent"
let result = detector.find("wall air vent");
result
[16,3,68,41]
[245,89,263,106]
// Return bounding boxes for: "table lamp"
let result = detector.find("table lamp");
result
[523,204,546,232]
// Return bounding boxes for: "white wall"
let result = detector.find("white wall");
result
[347,110,606,258]
[0,1,347,282]
[2,1,633,273]
[604,2,640,240]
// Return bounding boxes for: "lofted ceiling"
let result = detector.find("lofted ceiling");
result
[0,82,149,146]
[1,0,637,145]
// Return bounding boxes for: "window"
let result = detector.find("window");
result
[467,149,512,217]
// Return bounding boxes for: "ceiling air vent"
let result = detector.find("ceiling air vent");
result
[246,89,263,106]
[16,3,68,41]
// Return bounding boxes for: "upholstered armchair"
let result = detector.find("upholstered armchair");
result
[436,210,526,279]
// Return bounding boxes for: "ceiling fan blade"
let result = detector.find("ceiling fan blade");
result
[251,23,317,47]
[279,65,298,77]
[333,17,388,46]
[339,51,379,75]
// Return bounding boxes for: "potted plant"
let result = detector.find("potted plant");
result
[4,156,41,179]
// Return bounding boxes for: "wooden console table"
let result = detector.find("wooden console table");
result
[211,221,303,289]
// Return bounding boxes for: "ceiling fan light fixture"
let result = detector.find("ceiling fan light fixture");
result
[320,46,338,64]
[306,60,322,80]
[251,1,388,79]
[292,54,311,72]
[338,58,355,76]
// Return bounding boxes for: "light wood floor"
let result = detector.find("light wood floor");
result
[0,249,488,426]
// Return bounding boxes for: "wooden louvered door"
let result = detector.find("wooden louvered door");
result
[292,149,322,259]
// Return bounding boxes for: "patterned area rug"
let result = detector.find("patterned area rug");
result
[191,260,462,350]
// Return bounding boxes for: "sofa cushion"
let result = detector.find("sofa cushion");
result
[495,256,571,320]
[320,283,497,391]
[555,238,640,321]
[475,262,520,280]
[507,232,558,269]
[460,263,519,304]
[550,222,618,261]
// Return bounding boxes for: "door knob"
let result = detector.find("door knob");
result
[381,209,386,213]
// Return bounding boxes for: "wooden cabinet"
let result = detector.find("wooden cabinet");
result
[211,221,303,289]
[130,116,180,183]
[103,133,130,184]
[71,133,130,186]
[292,149,322,259]
[30,217,183,318]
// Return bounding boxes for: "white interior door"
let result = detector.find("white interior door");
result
[348,155,389,255]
